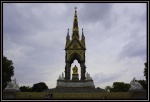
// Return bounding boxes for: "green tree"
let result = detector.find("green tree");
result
[110,82,130,92]
[105,85,112,92]
[19,86,32,92]
[144,62,147,84]
[32,82,48,92]
[2,55,14,90]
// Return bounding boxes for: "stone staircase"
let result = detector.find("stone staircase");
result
[43,87,106,93]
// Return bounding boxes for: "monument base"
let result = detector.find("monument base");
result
[3,89,20,99]
[72,74,79,81]
[43,87,106,93]
[56,80,95,88]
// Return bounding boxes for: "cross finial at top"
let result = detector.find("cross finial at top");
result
[74,6,77,10]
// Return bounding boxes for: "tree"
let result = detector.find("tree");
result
[2,55,14,90]
[110,82,130,92]
[137,80,147,91]
[105,85,112,92]
[144,62,147,84]
[19,86,32,92]
[32,82,48,92]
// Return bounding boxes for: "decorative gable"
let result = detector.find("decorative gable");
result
[65,37,86,50]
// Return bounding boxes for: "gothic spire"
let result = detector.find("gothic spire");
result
[82,28,85,38]
[67,28,70,37]
[72,7,79,39]
[81,28,85,46]
[66,28,70,47]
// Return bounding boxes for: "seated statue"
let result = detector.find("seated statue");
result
[72,65,78,74]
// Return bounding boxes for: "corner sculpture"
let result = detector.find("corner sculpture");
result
[3,78,20,99]
[129,77,146,92]
[5,78,20,91]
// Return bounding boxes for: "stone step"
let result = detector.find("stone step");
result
[43,87,106,93]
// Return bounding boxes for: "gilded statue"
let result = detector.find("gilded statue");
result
[72,65,78,74]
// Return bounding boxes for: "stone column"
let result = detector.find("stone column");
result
[65,65,67,79]
[65,61,71,80]
[81,62,86,80]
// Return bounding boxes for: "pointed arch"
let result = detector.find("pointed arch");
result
[69,52,82,64]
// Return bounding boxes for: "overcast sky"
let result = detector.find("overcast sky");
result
[3,3,146,89]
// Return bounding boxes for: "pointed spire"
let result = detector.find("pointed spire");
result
[66,28,70,47]
[72,7,79,39]
[67,28,70,37]
[82,28,85,38]
[81,28,85,47]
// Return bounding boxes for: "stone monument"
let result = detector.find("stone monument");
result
[5,78,20,90]
[3,78,20,99]
[43,7,107,93]
[129,77,146,99]
[129,77,145,92]
[129,77,144,91]
[56,7,95,89]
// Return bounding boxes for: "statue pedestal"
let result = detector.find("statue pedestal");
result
[72,74,79,81]
[57,80,95,88]
[56,71,95,88]
[3,89,20,99]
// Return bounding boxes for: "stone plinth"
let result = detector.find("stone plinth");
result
[57,71,95,88]
[72,74,79,81]
[57,80,95,88]
[3,78,20,99]
[3,89,20,99]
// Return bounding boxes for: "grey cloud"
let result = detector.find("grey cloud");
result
[118,33,146,61]
[79,3,112,23]
[93,72,123,85]
[3,3,67,43]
